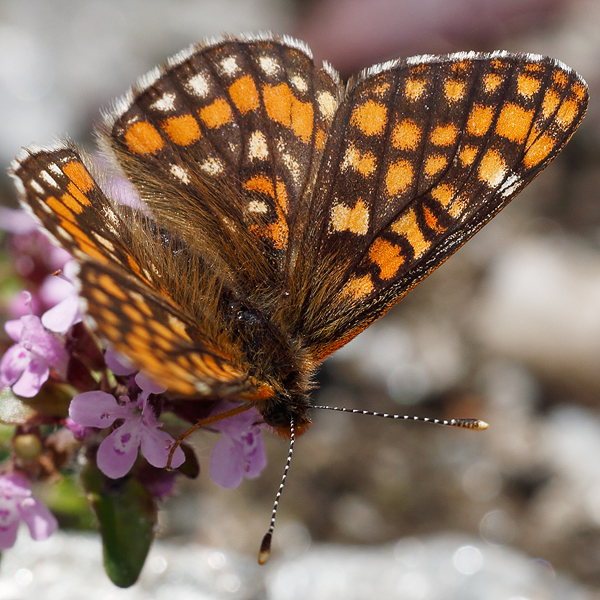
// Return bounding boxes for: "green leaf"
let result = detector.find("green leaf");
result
[82,459,156,588]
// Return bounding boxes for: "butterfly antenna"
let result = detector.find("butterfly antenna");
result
[258,415,295,565]
[312,405,488,430]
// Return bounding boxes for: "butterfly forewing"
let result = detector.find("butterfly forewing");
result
[104,37,342,276]
[297,52,588,358]
[12,146,252,398]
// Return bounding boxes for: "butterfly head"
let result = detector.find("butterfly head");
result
[258,393,313,439]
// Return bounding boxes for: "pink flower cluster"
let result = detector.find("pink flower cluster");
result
[0,210,270,553]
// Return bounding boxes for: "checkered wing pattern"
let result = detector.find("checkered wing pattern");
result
[295,52,588,358]
[103,36,341,282]
[12,146,251,397]
[10,37,588,408]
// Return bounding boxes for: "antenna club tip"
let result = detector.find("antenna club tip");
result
[258,532,272,565]
[475,420,489,430]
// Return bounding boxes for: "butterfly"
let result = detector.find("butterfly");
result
[10,34,588,440]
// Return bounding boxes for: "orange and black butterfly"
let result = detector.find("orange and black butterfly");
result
[10,35,588,438]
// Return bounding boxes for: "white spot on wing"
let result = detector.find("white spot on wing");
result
[185,73,211,97]
[151,93,177,112]
[170,164,190,184]
[259,56,280,76]
[290,75,308,92]
[200,158,224,175]
[30,180,44,194]
[39,171,58,187]
[247,200,268,213]
[248,131,269,160]
[220,56,239,75]
[317,91,337,120]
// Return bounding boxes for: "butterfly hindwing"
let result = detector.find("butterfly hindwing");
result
[295,52,588,358]
[77,260,249,397]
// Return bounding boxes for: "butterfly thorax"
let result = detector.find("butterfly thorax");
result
[228,301,315,435]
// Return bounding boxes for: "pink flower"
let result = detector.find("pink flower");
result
[68,373,185,479]
[40,261,84,334]
[0,473,58,549]
[0,295,68,397]
[209,403,267,489]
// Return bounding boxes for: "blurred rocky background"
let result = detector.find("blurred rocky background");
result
[1,0,600,598]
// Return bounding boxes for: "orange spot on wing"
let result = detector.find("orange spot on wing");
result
[467,104,494,136]
[342,145,377,176]
[478,149,507,186]
[98,273,128,301]
[369,238,404,280]
[63,161,95,192]
[66,183,91,208]
[127,255,143,277]
[483,73,503,93]
[124,122,164,154]
[262,83,314,142]
[517,74,541,98]
[315,128,327,149]
[424,154,447,177]
[276,179,288,213]
[459,145,478,166]
[161,114,202,145]
[350,99,387,136]
[386,159,414,195]
[431,184,455,208]
[392,119,421,150]
[47,196,76,222]
[405,78,426,100]
[423,206,447,233]
[523,133,555,168]
[342,274,375,300]
[553,70,568,88]
[556,99,578,128]
[445,79,466,101]
[60,220,108,263]
[391,208,431,258]
[199,98,234,128]
[244,174,275,197]
[228,74,260,114]
[330,198,370,235]
[541,89,561,119]
[572,82,587,102]
[495,103,534,143]
[430,123,458,146]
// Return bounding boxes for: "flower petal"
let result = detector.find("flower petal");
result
[12,359,49,398]
[241,429,268,479]
[0,344,31,387]
[4,318,24,342]
[104,346,136,376]
[19,496,58,541]
[41,294,82,334]
[69,391,128,427]
[135,372,166,395]
[140,428,184,469]
[210,436,243,489]
[96,422,142,479]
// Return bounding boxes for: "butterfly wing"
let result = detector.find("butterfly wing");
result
[11,146,252,397]
[101,35,342,292]
[292,52,588,358]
